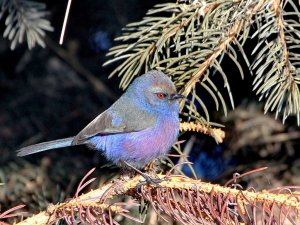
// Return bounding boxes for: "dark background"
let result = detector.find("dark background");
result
[1,0,300,218]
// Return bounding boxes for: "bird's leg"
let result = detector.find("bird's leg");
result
[120,161,167,187]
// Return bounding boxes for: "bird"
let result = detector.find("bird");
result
[17,70,184,169]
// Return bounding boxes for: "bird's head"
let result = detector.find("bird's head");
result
[126,70,185,114]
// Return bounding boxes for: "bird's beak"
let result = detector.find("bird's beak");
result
[171,94,185,100]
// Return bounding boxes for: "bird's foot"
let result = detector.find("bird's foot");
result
[121,160,167,188]
[137,176,167,188]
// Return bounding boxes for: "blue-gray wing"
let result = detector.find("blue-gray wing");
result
[72,107,156,145]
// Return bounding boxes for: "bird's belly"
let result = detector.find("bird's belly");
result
[89,119,179,168]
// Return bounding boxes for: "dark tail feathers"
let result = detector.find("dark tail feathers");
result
[17,137,74,156]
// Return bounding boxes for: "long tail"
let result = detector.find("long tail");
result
[17,137,74,156]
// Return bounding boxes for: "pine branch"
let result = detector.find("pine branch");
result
[104,0,300,125]
[15,168,300,225]
[0,0,54,50]
[252,0,300,124]
[103,0,255,125]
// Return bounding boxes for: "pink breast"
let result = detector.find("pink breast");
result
[124,118,179,160]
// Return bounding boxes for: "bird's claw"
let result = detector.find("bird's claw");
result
[137,174,167,189]
[120,160,167,188]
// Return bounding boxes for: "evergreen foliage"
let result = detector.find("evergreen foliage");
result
[0,0,53,50]
[104,0,300,126]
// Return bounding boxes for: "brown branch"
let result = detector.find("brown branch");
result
[15,172,300,225]
[44,36,117,100]
[15,177,141,225]
[0,204,27,225]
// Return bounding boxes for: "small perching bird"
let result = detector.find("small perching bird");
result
[17,70,184,169]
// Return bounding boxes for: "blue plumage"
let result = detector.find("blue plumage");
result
[17,71,184,169]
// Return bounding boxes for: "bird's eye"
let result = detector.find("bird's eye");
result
[156,92,167,99]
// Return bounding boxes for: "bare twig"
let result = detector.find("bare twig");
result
[45,37,117,100]
[59,0,73,45]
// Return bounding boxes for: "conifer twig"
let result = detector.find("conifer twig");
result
[180,122,225,143]
[59,0,73,45]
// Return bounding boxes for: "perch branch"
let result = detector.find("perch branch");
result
[15,172,300,225]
